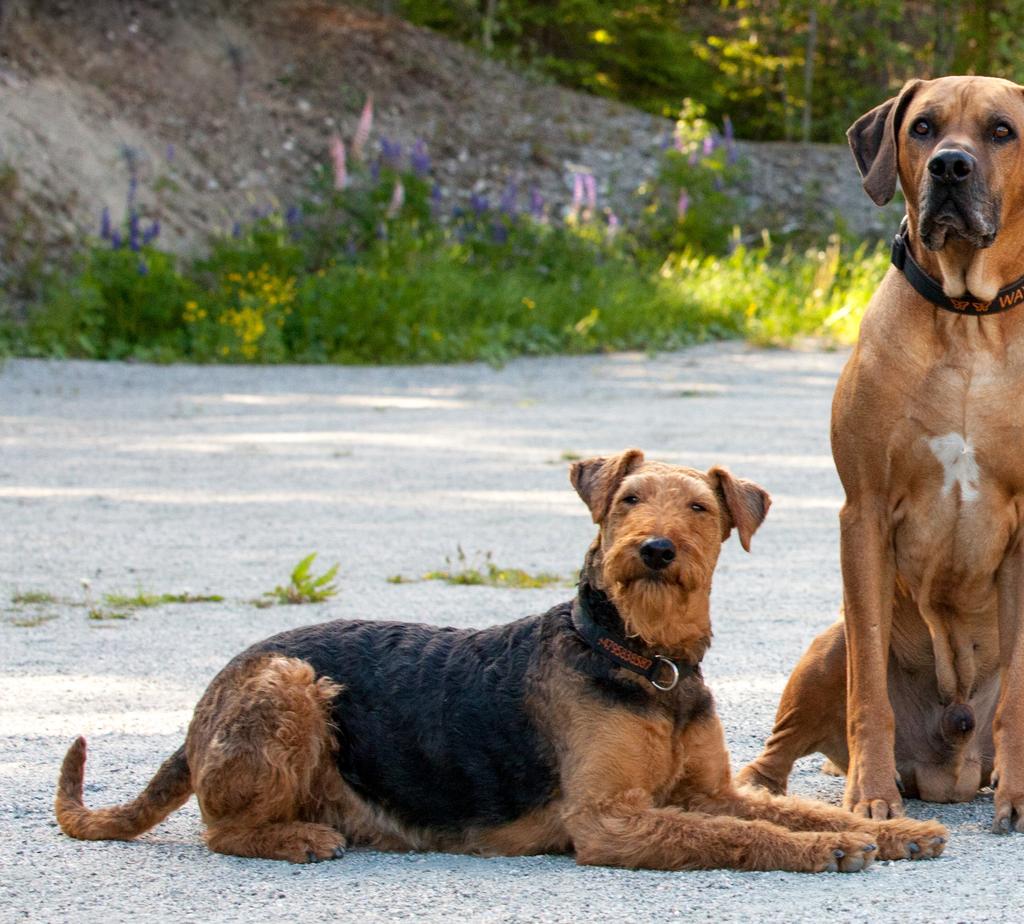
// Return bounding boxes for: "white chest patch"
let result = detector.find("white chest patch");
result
[928,432,980,501]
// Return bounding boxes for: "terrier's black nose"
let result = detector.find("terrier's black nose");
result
[928,149,974,185]
[639,537,676,570]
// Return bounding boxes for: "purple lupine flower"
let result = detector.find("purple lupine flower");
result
[100,207,112,240]
[677,189,690,221]
[232,221,242,239]
[385,178,405,218]
[351,94,374,161]
[110,229,123,250]
[571,173,584,213]
[688,149,699,166]
[660,133,674,150]
[329,135,348,190]
[370,158,381,183]
[128,211,141,252]
[142,219,161,245]
[166,144,176,163]
[583,173,597,210]
[410,140,431,177]
[491,221,508,244]
[499,181,518,215]
[127,175,139,208]
[285,205,302,226]
[723,115,738,165]
[529,188,544,220]
[380,138,403,169]
[713,175,724,192]
[137,259,149,276]
[470,192,489,216]
[702,134,716,157]
[431,183,442,206]
[607,211,620,237]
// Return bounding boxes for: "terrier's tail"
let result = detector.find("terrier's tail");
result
[55,736,192,840]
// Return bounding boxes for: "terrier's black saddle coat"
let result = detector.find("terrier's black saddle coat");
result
[232,584,713,832]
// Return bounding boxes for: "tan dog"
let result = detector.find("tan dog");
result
[740,76,1024,831]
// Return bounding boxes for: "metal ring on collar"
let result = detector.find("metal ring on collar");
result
[649,656,680,692]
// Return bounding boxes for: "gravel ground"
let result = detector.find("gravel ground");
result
[0,346,1019,923]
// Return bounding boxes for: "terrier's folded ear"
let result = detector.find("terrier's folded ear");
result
[570,449,645,523]
[708,467,771,552]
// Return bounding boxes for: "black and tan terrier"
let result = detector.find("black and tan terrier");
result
[56,450,947,871]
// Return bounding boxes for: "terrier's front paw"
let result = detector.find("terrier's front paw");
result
[873,817,947,860]
[802,831,879,873]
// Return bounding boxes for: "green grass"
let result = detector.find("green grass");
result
[0,91,891,367]
[261,553,340,605]
[11,590,59,605]
[103,591,224,608]
[87,607,131,621]
[393,549,569,589]
[8,613,59,628]
[423,562,566,588]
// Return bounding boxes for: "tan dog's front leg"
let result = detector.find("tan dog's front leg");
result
[839,501,903,818]
[993,546,1024,832]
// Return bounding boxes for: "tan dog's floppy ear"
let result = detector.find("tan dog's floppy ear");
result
[847,79,922,206]
[709,467,771,552]
[570,449,645,523]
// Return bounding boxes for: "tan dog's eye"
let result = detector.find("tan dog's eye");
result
[912,119,931,137]
[994,123,1013,141]
[621,494,640,506]
[690,502,707,513]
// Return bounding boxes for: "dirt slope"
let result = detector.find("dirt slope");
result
[0,1,900,282]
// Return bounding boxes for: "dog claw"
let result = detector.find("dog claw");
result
[864,844,877,853]
[833,849,845,859]
[994,816,1013,835]
[306,850,318,864]
[908,842,919,855]
[332,846,346,860]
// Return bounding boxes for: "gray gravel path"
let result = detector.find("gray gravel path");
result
[1,346,1020,922]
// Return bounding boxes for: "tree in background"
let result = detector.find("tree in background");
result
[394,0,1024,141]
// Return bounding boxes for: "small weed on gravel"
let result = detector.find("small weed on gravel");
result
[259,553,340,606]
[11,590,59,605]
[88,607,131,621]
[7,613,59,628]
[391,548,568,589]
[104,590,224,608]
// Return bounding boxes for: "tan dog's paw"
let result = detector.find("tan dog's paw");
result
[991,780,1024,834]
[843,763,904,820]
[872,818,947,860]
[799,831,879,873]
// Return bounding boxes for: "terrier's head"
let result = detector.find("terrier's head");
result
[570,449,770,659]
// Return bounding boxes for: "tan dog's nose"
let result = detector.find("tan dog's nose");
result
[639,537,676,571]
[928,149,975,185]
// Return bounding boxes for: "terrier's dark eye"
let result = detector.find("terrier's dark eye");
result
[994,122,1014,141]
[621,494,640,506]
[690,502,707,513]
[911,119,931,137]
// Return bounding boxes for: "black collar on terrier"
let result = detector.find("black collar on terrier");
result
[571,581,700,692]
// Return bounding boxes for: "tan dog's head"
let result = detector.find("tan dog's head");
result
[848,76,1024,299]
[570,449,770,657]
